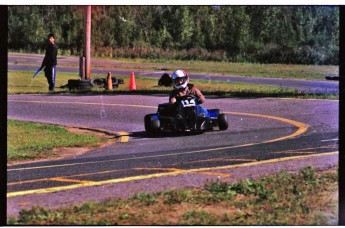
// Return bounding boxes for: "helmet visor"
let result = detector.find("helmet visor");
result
[173,76,187,87]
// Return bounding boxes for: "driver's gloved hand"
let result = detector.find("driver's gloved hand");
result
[196,97,202,104]
[176,114,183,119]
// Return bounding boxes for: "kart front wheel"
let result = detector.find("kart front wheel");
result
[145,114,160,135]
[218,113,228,130]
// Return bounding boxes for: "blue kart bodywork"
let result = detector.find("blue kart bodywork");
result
[144,95,228,135]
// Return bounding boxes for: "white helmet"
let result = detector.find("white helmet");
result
[172,69,189,89]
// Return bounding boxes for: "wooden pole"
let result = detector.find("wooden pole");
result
[338,6,345,226]
[84,6,91,80]
[79,56,84,78]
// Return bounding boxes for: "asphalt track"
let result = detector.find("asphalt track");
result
[7,94,339,218]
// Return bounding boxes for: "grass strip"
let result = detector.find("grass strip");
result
[10,53,338,81]
[7,71,338,99]
[7,119,108,163]
[123,58,338,81]
[7,166,338,225]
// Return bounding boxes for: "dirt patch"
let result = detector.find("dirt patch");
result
[56,127,116,158]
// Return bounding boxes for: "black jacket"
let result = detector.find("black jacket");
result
[41,43,57,68]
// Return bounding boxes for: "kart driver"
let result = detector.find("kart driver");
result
[169,69,208,117]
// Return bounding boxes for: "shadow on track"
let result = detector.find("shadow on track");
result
[130,131,204,139]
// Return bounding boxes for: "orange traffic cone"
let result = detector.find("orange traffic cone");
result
[129,72,136,90]
[107,72,113,91]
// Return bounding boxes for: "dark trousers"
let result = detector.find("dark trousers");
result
[44,66,56,91]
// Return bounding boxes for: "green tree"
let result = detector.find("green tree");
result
[7,5,339,65]
[165,6,193,49]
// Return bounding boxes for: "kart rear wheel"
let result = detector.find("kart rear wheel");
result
[218,113,228,130]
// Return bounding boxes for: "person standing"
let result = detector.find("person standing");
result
[40,33,57,92]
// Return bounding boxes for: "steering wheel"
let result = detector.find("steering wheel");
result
[177,94,196,100]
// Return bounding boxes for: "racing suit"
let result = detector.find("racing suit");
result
[169,83,208,117]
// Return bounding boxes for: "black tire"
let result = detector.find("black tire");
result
[110,77,118,85]
[91,78,106,88]
[325,75,339,81]
[144,114,152,131]
[145,114,160,135]
[218,113,228,130]
[91,77,123,88]
[68,79,92,92]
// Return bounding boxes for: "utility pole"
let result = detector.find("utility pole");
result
[338,5,345,226]
[84,5,91,80]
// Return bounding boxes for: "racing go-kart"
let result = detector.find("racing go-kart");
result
[144,95,228,135]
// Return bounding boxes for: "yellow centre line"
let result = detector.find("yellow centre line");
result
[7,151,338,198]
[134,167,232,177]
[271,145,338,155]
[170,158,257,166]
[272,151,317,155]
[226,111,309,143]
[117,132,130,143]
[197,172,232,178]
[49,177,94,184]
[8,169,122,186]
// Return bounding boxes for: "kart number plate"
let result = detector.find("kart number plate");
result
[181,99,196,107]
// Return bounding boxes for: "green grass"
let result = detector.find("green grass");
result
[7,119,108,163]
[9,52,338,81]
[7,70,338,99]
[92,57,338,81]
[7,71,81,94]
[7,166,338,225]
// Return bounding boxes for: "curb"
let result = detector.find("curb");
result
[66,125,130,143]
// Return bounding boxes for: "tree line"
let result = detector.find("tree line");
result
[8,6,339,65]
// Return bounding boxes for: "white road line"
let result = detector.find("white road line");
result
[321,138,338,142]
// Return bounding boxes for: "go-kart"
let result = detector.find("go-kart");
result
[144,95,228,135]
